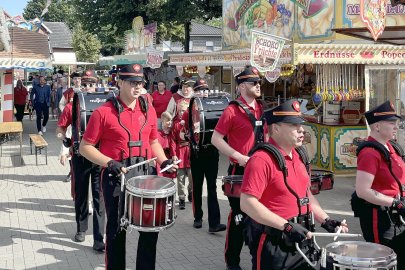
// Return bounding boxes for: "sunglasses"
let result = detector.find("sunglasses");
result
[245,80,262,86]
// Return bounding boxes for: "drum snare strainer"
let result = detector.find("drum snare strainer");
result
[125,175,177,232]
[320,241,397,270]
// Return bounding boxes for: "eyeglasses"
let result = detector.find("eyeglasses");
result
[127,81,143,87]
[82,83,95,88]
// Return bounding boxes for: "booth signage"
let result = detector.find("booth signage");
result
[169,47,291,67]
[0,57,52,69]
[360,0,388,41]
[295,44,405,64]
[146,49,164,69]
[250,30,287,72]
[265,68,281,83]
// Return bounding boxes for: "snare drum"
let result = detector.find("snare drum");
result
[320,241,397,270]
[222,175,243,198]
[125,175,176,232]
[311,169,334,191]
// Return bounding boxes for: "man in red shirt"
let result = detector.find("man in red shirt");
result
[152,80,172,129]
[240,99,347,270]
[211,66,267,270]
[354,101,405,269]
[79,64,176,270]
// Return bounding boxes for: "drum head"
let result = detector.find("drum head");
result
[126,175,176,197]
[325,241,396,265]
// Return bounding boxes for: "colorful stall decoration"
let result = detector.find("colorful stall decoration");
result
[223,0,294,49]
[250,30,287,72]
[125,17,157,54]
[343,0,405,28]
[296,0,335,40]
[146,48,164,69]
[303,122,367,173]
[360,0,389,41]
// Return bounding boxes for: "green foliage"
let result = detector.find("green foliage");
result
[23,0,76,29]
[72,24,102,63]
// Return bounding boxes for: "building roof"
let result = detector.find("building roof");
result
[43,21,73,49]
[191,21,221,37]
[0,27,50,58]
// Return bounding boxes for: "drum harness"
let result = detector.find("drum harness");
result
[246,143,321,267]
[352,139,405,227]
[108,94,151,230]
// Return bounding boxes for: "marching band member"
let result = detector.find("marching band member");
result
[79,64,177,270]
[56,72,105,251]
[59,71,82,113]
[170,100,192,210]
[240,100,348,270]
[183,79,226,232]
[165,79,193,118]
[353,101,405,269]
[211,66,267,270]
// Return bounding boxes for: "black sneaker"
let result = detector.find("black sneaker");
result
[188,193,192,202]
[93,241,105,252]
[193,219,202,228]
[209,223,226,233]
[74,232,85,242]
[179,199,186,210]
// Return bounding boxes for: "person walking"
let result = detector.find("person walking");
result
[30,76,51,135]
[14,79,28,122]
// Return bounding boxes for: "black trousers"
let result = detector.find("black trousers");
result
[190,145,221,227]
[102,165,159,270]
[35,103,49,132]
[247,221,312,270]
[71,154,105,242]
[358,205,405,269]
[14,104,25,121]
[225,164,246,266]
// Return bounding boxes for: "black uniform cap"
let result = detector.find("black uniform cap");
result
[81,70,98,83]
[181,79,196,87]
[264,99,305,125]
[118,64,145,82]
[364,101,401,125]
[70,71,82,79]
[193,78,209,91]
[236,65,261,85]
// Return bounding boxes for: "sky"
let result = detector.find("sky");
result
[0,0,28,17]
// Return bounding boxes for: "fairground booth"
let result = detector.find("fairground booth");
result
[170,1,405,175]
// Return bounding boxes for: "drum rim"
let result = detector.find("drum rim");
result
[311,169,333,177]
[222,175,243,183]
[128,220,175,232]
[324,241,397,266]
[126,175,177,196]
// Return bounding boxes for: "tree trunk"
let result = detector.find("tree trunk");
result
[184,21,191,53]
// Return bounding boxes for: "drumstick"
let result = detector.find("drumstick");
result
[311,232,361,237]
[333,219,346,241]
[160,160,181,173]
[108,157,157,176]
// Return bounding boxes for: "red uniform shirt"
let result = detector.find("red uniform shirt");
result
[357,136,405,197]
[215,97,267,163]
[14,87,28,105]
[152,90,172,118]
[57,102,73,128]
[156,130,176,178]
[82,97,158,161]
[170,118,191,169]
[241,138,310,220]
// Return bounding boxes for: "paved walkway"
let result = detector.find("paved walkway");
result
[0,118,250,270]
[0,117,361,270]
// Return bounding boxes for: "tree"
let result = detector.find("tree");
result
[23,0,76,29]
[72,24,102,63]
